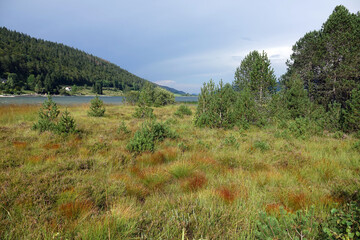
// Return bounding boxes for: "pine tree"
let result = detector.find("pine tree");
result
[88,95,105,117]
[234,50,276,101]
[32,95,60,132]
[56,109,77,134]
[283,74,311,119]
[343,87,360,132]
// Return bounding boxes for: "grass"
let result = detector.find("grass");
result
[0,103,359,239]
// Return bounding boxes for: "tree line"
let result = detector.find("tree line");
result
[0,27,150,94]
[196,5,360,133]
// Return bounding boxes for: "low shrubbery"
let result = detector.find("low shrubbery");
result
[256,207,319,239]
[126,121,177,153]
[174,105,192,118]
[88,95,105,117]
[33,96,77,135]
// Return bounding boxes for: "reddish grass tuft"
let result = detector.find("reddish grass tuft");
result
[13,141,27,149]
[149,151,166,164]
[58,200,93,220]
[265,203,292,215]
[43,143,61,150]
[217,186,237,203]
[287,192,309,210]
[130,166,145,179]
[183,172,207,191]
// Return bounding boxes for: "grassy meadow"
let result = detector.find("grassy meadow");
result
[0,103,359,239]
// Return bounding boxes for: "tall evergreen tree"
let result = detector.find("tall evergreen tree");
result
[284,5,360,108]
[234,50,276,101]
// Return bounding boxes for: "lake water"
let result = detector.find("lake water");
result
[0,95,198,105]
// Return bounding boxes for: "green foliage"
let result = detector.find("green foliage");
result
[288,117,311,139]
[126,121,177,153]
[88,96,105,117]
[325,101,342,131]
[133,106,155,119]
[343,87,360,133]
[322,203,360,240]
[284,5,360,108]
[32,96,78,135]
[234,86,258,127]
[153,87,175,107]
[195,79,237,129]
[255,207,319,239]
[56,109,77,135]
[352,140,360,152]
[117,121,131,135]
[253,140,270,151]
[174,105,192,118]
[234,50,276,101]
[283,73,311,119]
[124,91,140,105]
[222,135,239,149]
[137,83,175,107]
[32,95,60,132]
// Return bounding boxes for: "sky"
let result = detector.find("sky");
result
[0,0,359,93]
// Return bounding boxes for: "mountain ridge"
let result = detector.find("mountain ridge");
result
[0,27,185,95]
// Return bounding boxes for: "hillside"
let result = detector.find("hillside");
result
[0,27,183,95]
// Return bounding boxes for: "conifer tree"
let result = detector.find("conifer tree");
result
[343,87,360,132]
[32,95,60,132]
[234,50,276,101]
[88,95,105,117]
[56,109,77,134]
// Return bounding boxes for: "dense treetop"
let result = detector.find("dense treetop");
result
[0,27,151,93]
[283,5,360,108]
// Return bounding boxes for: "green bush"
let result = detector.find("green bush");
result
[56,109,77,135]
[194,80,237,129]
[117,121,131,135]
[343,87,360,133]
[126,121,177,153]
[32,95,60,132]
[174,105,192,118]
[322,203,360,240]
[133,106,155,119]
[255,207,319,239]
[88,96,105,117]
[288,117,310,139]
[253,140,270,151]
[222,135,239,149]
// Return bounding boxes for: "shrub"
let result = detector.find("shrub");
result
[117,121,131,135]
[124,90,140,105]
[174,105,192,118]
[222,135,239,149]
[32,95,60,132]
[322,203,360,240]
[288,117,310,139]
[153,87,175,107]
[126,121,177,153]
[88,95,105,117]
[133,106,155,119]
[255,207,319,239]
[56,109,77,135]
[253,140,270,151]
[195,79,237,129]
[343,87,360,133]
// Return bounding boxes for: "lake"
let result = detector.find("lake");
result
[0,95,198,105]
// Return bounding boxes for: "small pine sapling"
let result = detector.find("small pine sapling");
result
[32,95,60,132]
[88,95,105,117]
[56,109,77,135]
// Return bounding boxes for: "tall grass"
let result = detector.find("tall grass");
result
[0,104,359,239]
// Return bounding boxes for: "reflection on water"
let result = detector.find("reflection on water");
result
[0,95,198,105]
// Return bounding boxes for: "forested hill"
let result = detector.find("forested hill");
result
[0,27,153,94]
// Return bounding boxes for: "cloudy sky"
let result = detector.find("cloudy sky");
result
[0,0,359,93]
